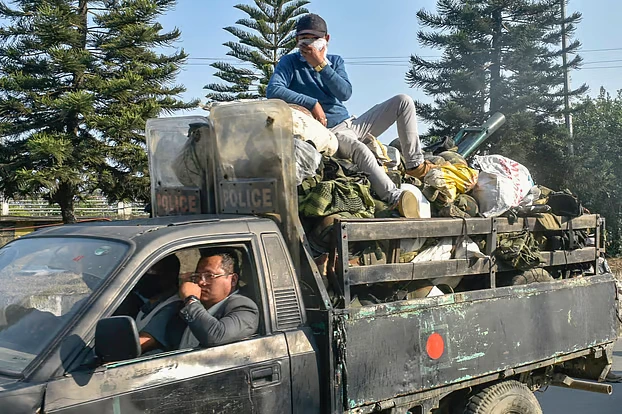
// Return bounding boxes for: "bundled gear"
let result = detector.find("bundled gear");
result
[546,191,584,217]
[496,230,544,271]
[438,194,480,218]
[471,155,534,217]
[299,174,375,218]
[438,150,467,166]
[424,163,479,205]
[306,214,342,254]
[498,268,554,287]
[294,139,322,185]
[291,106,339,156]
[423,136,459,155]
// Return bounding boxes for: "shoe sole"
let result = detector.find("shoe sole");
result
[398,191,420,218]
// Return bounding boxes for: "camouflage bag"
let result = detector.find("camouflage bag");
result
[438,194,480,218]
[299,156,376,219]
[496,230,544,270]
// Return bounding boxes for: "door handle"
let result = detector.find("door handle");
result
[250,365,280,387]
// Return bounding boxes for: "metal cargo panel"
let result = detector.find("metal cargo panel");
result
[340,275,618,410]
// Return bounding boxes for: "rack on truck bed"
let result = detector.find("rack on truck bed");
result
[328,214,605,306]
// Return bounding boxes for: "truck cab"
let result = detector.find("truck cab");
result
[0,215,321,413]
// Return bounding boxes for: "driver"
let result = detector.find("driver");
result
[174,251,259,349]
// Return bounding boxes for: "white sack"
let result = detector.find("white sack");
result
[411,236,485,288]
[471,155,535,217]
[291,108,338,156]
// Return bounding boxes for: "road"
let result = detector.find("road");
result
[537,341,622,413]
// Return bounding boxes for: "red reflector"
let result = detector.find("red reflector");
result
[426,332,444,360]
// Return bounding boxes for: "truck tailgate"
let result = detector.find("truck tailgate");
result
[339,274,618,410]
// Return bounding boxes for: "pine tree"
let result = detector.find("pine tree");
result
[204,0,309,102]
[406,0,587,140]
[0,0,198,223]
[571,89,622,254]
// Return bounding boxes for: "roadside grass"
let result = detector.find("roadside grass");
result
[608,257,622,279]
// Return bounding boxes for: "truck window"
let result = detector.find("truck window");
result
[108,242,265,362]
[0,237,128,374]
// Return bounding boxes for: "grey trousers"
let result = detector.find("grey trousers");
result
[330,94,424,204]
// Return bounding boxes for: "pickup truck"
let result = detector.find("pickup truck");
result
[0,100,619,414]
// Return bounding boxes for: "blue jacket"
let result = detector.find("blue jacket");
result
[266,52,352,128]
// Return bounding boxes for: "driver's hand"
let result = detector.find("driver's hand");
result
[179,275,201,300]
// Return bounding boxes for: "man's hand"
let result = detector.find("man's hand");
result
[311,102,327,127]
[179,273,201,300]
[299,44,325,68]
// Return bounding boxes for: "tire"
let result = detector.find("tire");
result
[511,268,554,286]
[464,380,542,414]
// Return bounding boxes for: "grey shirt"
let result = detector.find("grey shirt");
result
[177,294,259,349]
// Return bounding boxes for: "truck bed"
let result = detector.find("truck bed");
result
[304,214,617,412]
[338,274,617,411]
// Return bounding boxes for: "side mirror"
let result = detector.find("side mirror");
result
[95,316,141,363]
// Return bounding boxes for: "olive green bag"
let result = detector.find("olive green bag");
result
[496,230,543,270]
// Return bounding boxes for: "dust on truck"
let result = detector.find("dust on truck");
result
[0,100,619,414]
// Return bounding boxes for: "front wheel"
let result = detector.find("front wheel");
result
[464,380,542,414]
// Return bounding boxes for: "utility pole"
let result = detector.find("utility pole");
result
[561,0,574,155]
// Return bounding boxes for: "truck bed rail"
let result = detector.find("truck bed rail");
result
[331,214,604,306]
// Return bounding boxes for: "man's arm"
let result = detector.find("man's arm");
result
[266,57,318,110]
[180,297,259,348]
[139,333,158,353]
[318,55,352,102]
[139,301,182,352]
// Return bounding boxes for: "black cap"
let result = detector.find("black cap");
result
[296,13,327,37]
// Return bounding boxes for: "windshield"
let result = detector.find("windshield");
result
[0,237,128,374]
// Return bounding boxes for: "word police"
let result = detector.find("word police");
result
[221,184,274,213]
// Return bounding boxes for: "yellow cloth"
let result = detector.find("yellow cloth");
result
[424,164,479,203]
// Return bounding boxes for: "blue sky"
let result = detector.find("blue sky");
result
[160,0,622,140]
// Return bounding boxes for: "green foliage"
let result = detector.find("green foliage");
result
[496,89,622,255]
[570,89,622,254]
[0,0,198,223]
[408,0,587,144]
[204,0,309,102]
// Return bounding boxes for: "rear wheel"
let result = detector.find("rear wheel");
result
[464,380,542,414]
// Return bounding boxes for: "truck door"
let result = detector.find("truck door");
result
[44,240,293,414]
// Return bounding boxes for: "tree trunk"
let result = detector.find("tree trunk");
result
[58,0,87,225]
[489,8,503,115]
[56,182,77,224]
[67,0,88,135]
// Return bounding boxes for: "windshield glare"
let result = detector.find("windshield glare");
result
[0,237,128,374]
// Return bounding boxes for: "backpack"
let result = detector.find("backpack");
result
[546,191,583,217]
[496,230,544,271]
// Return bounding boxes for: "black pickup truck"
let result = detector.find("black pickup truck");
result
[0,100,619,413]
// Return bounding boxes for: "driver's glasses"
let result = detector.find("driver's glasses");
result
[189,272,232,283]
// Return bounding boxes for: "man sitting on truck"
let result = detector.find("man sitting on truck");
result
[175,251,259,349]
[266,13,434,218]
